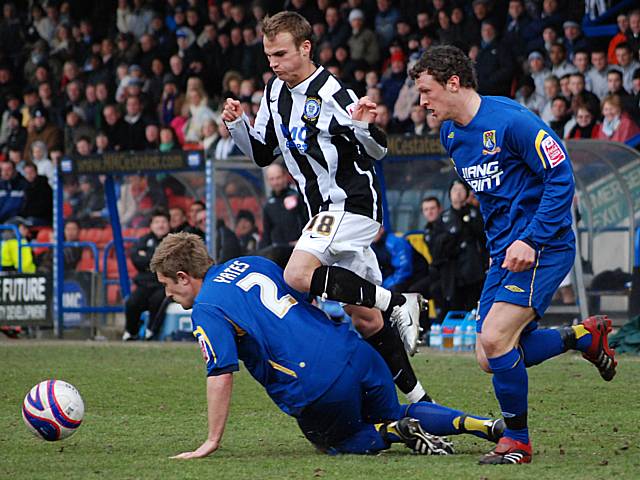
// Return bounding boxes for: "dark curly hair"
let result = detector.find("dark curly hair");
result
[409,45,477,89]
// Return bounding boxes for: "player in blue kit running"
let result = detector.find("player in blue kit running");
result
[149,232,505,459]
[410,45,617,465]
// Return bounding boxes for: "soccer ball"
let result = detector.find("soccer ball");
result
[22,380,84,441]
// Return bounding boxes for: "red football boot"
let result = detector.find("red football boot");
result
[581,315,617,381]
[479,436,532,465]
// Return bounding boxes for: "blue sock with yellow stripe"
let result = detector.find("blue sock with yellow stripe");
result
[572,324,592,352]
[404,402,493,440]
[487,348,529,444]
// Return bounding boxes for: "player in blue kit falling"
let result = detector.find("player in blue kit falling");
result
[410,45,617,465]
[149,232,505,459]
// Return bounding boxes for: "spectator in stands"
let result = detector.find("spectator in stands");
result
[561,20,588,62]
[573,49,591,78]
[63,109,94,155]
[550,42,578,79]
[503,0,531,64]
[7,147,26,176]
[24,106,63,162]
[259,161,306,252]
[567,105,597,139]
[120,95,147,151]
[568,73,601,117]
[608,13,629,66]
[0,160,27,223]
[169,206,189,233]
[19,162,52,226]
[160,76,184,127]
[323,6,350,50]
[74,175,106,228]
[606,69,636,114]
[436,180,487,315]
[540,75,560,125]
[593,94,640,142]
[559,73,572,99]
[145,123,159,149]
[123,207,171,341]
[183,80,216,144]
[475,20,514,97]
[613,42,640,93]
[158,125,180,152]
[235,209,259,254]
[587,50,609,101]
[407,104,427,136]
[1,219,35,273]
[548,95,571,137]
[29,141,55,187]
[380,51,407,110]
[2,109,27,156]
[527,51,550,99]
[347,9,379,68]
[215,216,243,264]
[188,200,205,229]
[374,0,400,49]
[625,10,640,60]
[95,131,111,154]
[425,111,441,136]
[515,75,545,116]
[102,104,125,151]
[36,219,83,273]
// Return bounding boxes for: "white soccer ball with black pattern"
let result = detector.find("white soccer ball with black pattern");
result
[22,380,84,441]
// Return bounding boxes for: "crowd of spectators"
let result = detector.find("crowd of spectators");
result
[3,1,640,331]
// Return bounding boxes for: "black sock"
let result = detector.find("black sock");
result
[310,266,377,307]
[366,323,424,396]
[557,326,577,351]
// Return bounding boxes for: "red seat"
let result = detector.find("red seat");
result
[76,249,98,272]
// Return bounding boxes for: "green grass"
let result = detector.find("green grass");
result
[1,342,639,480]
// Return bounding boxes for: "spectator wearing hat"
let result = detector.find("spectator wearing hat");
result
[19,162,52,226]
[176,27,202,68]
[593,94,640,142]
[527,51,550,98]
[380,50,406,110]
[0,160,28,223]
[23,106,63,163]
[475,20,515,97]
[612,42,640,93]
[608,13,629,65]
[561,20,589,62]
[515,75,546,115]
[588,49,610,100]
[347,9,380,68]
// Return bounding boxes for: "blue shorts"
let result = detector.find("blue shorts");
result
[476,242,575,333]
[296,340,404,454]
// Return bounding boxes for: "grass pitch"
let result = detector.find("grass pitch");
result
[1,341,638,480]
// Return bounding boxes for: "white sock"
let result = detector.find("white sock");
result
[374,286,392,311]
[406,383,427,404]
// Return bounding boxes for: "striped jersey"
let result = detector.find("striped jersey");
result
[226,65,385,222]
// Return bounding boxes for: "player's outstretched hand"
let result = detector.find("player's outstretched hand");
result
[170,439,219,459]
[221,98,242,122]
[501,240,535,272]
[352,96,377,123]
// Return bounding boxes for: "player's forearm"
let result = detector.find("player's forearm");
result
[205,374,233,445]
[352,120,388,159]
[226,116,276,167]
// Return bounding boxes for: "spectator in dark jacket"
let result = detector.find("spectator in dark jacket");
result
[20,163,52,226]
[120,95,148,151]
[371,226,416,292]
[0,160,27,223]
[73,175,106,227]
[475,20,514,97]
[123,207,171,341]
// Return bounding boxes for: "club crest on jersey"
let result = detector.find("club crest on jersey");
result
[482,130,501,155]
[303,96,321,122]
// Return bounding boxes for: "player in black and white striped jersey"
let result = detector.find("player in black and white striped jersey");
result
[223,11,431,405]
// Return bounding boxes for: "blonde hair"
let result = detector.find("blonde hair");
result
[261,11,312,47]
[601,94,622,113]
[150,232,214,280]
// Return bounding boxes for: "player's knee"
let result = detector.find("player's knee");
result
[479,330,509,358]
[476,353,492,373]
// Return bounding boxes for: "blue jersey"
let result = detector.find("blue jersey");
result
[191,256,359,416]
[440,96,575,257]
